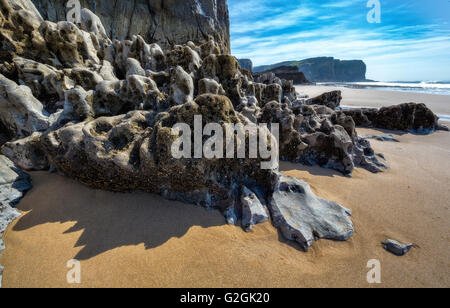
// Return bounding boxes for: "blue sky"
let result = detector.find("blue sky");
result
[228,0,450,81]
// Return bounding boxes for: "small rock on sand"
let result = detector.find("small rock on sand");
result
[382,239,414,256]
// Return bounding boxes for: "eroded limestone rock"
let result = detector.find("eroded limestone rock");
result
[198,78,226,96]
[40,95,274,216]
[258,101,387,174]
[0,0,57,65]
[307,90,342,109]
[169,66,194,106]
[40,20,100,67]
[1,132,48,170]
[0,74,53,140]
[344,103,444,134]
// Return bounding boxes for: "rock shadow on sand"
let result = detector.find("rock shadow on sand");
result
[12,172,226,260]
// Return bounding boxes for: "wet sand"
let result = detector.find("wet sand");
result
[296,85,450,117]
[1,126,449,288]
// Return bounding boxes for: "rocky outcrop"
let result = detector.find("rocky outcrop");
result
[0,0,443,252]
[0,1,360,248]
[254,57,367,82]
[238,58,252,72]
[1,133,49,171]
[306,90,342,109]
[344,103,444,134]
[258,102,388,174]
[0,0,54,64]
[39,96,274,211]
[0,74,56,141]
[254,66,310,85]
[0,155,31,287]
[30,0,230,53]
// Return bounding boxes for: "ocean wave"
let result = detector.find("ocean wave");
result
[318,82,450,95]
[350,82,450,89]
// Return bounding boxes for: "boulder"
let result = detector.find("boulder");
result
[307,90,342,109]
[344,103,443,134]
[40,20,101,67]
[1,133,49,170]
[269,175,353,250]
[167,45,202,76]
[13,57,73,108]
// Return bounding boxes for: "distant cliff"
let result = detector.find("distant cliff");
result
[254,57,367,82]
[238,58,253,72]
[254,66,310,85]
[30,0,230,53]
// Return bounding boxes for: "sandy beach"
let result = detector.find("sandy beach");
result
[297,85,450,118]
[1,88,449,288]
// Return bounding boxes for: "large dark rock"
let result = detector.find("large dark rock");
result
[254,57,367,82]
[40,96,275,214]
[344,103,444,133]
[269,175,353,250]
[306,90,342,109]
[30,0,231,53]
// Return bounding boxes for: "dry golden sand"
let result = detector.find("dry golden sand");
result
[2,86,450,288]
[1,127,449,288]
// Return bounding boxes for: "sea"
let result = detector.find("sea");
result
[318,81,450,96]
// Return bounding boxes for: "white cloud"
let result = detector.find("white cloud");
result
[321,0,357,8]
[229,0,450,81]
[231,6,315,34]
